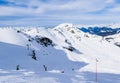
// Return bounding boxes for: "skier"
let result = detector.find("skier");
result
[16,65,20,70]
[32,50,37,60]
[43,65,47,71]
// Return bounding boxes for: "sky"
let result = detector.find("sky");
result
[0,0,120,27]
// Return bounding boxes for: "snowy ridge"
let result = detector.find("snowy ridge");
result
[0,23,120,83]
[0,28,29,46]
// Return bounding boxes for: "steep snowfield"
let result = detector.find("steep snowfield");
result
[0,23,120,83]
[50,23,120,74]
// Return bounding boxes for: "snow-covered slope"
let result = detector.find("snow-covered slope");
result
[0,23,120,83]
[0,28,29,46]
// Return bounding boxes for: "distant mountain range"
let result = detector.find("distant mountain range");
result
[80,27,120,36]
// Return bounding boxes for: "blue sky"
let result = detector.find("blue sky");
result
[0,0,120,26]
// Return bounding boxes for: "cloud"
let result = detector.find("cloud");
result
[0,0,120,26]
[34,0,114,13]
[0,0,116,16]
[107,5,120,13]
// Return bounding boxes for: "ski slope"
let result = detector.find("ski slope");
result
[0,23,120,83]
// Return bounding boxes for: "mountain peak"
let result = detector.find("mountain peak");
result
[54,23,75,30]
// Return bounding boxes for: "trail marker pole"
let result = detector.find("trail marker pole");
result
[96,58,98,82]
